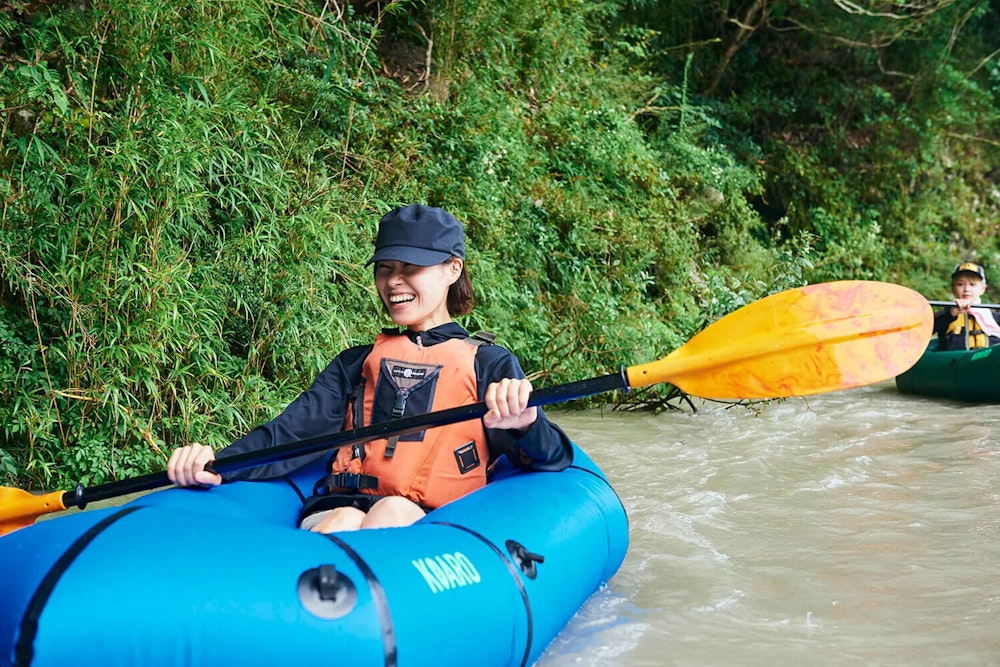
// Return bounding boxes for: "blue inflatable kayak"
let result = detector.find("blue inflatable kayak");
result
[0,444,627,667]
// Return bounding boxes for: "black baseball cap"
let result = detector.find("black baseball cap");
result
[366,204,465,267]
[952,262,986,281]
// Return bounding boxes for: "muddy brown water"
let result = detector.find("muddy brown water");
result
[537,381,1000,666]
[42,381,999,665]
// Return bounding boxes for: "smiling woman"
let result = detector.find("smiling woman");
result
[166,204,576,532]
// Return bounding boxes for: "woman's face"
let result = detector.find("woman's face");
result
[374,259,462,331]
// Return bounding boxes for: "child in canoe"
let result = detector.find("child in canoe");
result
[933,262,1000,350]
[167,204,573,531]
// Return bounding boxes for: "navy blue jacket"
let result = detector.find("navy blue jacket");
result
[219,322,574,481]
[933,308,1000,350]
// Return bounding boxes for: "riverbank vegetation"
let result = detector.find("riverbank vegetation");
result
[1,0,997,488]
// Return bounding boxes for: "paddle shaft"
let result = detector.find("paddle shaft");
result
[928,300,1000,310]
[11,279,929,527]
[59,370,629,510]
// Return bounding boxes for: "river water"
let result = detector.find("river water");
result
[536,381,1000,667]
[34,380,996,665]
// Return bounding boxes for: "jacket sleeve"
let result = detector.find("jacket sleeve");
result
[218,345,371,481]
[475,346,574,472]
[932,308,953,340]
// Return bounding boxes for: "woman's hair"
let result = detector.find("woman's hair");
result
[447,260,474,315]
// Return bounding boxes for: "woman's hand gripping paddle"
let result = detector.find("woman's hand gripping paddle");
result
[0,280,932,535]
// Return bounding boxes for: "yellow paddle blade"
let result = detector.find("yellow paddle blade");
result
[0,487,67,535]
[625,280,932,399]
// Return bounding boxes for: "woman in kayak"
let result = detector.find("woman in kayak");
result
[167,204,572,531]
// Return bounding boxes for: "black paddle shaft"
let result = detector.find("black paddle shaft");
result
[62,369,630,510]
[928,300,1000,310]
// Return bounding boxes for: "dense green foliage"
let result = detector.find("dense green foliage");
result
[1,0,997,489]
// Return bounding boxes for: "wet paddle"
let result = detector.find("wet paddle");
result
[0,280,932,535]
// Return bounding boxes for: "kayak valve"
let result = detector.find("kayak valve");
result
[298,564,358,619]
[506,540,545,580]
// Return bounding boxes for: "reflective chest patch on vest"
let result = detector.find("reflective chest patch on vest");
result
[453,442,480,474]
[392,366,426,380]
[386,360,438,389]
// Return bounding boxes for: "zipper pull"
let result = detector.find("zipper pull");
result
[416,334,423,350]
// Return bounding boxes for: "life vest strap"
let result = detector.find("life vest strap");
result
[313,472,380,496]
[467,331,496,346]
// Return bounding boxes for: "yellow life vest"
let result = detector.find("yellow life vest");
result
[945,311,997,349]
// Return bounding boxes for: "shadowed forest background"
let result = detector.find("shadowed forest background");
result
[1,0,998,488]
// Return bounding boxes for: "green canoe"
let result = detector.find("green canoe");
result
[895,340,1000,403]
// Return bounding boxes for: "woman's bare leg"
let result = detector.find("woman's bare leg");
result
[304,506,367,533]
[362,496,426,528]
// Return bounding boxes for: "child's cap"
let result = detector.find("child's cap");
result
[366,204,465,267]
[952,262,986,281]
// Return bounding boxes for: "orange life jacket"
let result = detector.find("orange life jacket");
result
[328,332,490,509]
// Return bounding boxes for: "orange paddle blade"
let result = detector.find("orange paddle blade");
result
[625,281,932,399]
[0,487,67,535]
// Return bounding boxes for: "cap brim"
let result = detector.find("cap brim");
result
[365,246,455,267]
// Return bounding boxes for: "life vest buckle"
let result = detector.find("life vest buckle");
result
[313,472,380,496]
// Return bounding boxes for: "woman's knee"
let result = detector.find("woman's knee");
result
[363,496,426,528]
[303,506,367,533]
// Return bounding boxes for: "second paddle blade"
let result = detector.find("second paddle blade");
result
[626,280,933,399]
